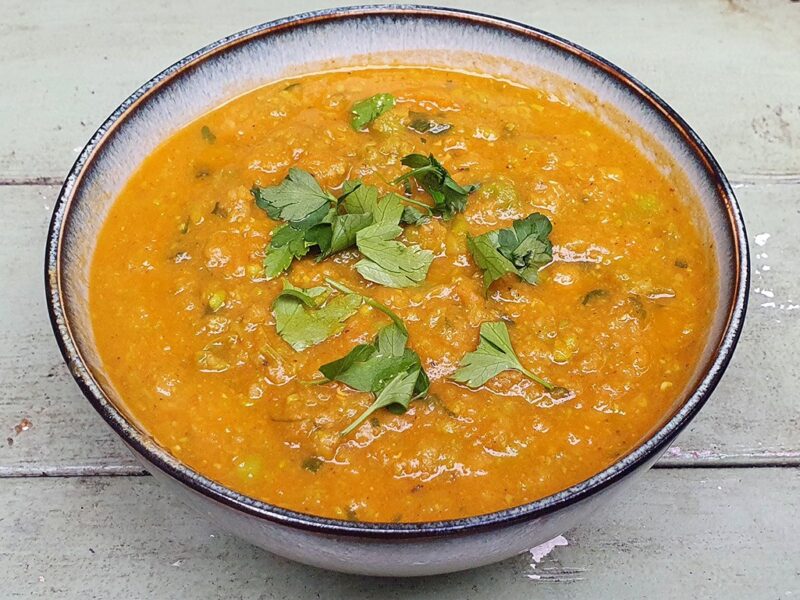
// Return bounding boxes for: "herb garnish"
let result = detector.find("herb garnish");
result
[355,217,434,288]
[452,321,555,391]
[400,206,429,225]
[351,93,396,130]
[393,153,478,220]
[582,289,608,305]
[466,212,553,292]
[253,167,334,226]
[254,171,433,287]
[273,277,410,351]
[324,278,407,334]
[301,456,323,473]
[318,323,430,436]
[200,125,216,144]
[272,281,361,351]
[408,111,451,135]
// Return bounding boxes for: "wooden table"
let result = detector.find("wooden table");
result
[2,1,798,597]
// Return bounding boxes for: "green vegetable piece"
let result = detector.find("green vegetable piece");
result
[467,212,553,292]
[350,93,396,130]
[301,457,323,473]
[452,321,555,391]
[272,281,361,351]
[210,202,228,218]
[207,290,227,313]
[252,168,334,227]
[675,259,688,269]
[200,125,216,144]
[627,295,647,320]
[582,289,609,305]
[477,178,519,210]
[393,153,477,220]
[408,111,451,135]
[318,322,429,436]
[636,193,661,214]
[235,456,262,480]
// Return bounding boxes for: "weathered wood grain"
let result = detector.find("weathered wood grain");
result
[0,469,797,597]
[0,0,798,183]
[0,182,797,472]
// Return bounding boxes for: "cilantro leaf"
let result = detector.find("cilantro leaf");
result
[351,93,396,130]
[272,281,361,351]
[355,220,434,288]
[467,212,553,292]
[452,321,555,390]
[393,153,477,220]
[318,322,430,436]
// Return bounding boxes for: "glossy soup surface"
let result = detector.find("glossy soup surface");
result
[90,67,716,522]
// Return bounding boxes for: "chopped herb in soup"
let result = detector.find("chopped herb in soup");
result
[90,67,716,522]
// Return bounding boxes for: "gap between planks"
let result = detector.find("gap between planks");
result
[1,454,799,478]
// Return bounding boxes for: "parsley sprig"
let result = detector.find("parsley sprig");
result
[393,153,478,220]
[272,281,361,351]
[319,322,430,436]
[452,321,555,391]
[272,278,408,351]
[467,213,553,292]
[253,170,433,288]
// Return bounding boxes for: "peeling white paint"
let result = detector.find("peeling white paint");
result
[754,233,771,246]
[526,535,569,580]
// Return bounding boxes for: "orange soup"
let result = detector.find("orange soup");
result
[90,67,716,522]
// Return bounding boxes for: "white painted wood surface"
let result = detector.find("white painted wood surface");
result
[1,0,798,597]
[1,470,798,598]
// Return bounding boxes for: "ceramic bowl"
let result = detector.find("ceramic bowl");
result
[46,5,749,576]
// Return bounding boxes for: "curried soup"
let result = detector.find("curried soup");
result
[90,67,716,522]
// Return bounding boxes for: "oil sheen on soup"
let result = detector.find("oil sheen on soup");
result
[90,67,717,522]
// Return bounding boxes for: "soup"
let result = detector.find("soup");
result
[90,67,716,522]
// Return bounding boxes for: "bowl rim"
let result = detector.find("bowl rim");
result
[45,4,749,538]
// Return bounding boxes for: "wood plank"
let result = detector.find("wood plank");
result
[1,0,799,182]
[0,469,797,597]
[1,182,797,471]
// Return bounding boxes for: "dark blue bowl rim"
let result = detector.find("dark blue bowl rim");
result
[45,4,750,539]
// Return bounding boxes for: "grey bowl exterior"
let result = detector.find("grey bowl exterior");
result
[45,6,748,576]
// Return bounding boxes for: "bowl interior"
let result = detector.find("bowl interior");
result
[49,6,746,531]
